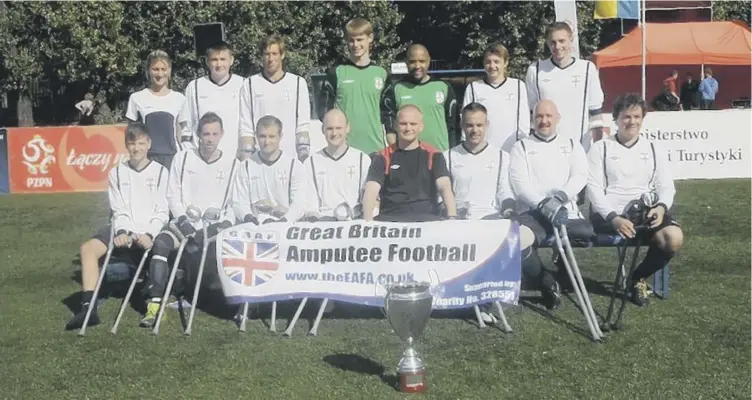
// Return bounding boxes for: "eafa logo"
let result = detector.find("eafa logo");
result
[21,135,56,188]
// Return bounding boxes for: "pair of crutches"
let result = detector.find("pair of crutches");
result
[152,206,220,336]
[553,225,604,342]
[78,223,151,336]
[473,301,513,333]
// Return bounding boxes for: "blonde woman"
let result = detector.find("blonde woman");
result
[463,43,530,153]
[126,50,191,168]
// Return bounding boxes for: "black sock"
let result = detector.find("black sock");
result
[631,246,675,283]
[81,290,94,305]
[521,248,546,287]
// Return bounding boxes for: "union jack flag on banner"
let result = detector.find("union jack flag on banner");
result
[222,237,280,287]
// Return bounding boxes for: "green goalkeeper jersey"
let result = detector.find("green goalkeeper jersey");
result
[394,77,458,152]
[321,61,396,155]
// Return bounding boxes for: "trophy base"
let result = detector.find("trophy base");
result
[398,368,427,394]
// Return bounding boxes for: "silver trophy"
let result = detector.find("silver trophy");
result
[384,281,433,393]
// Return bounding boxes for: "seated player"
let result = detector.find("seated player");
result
[362,105,457,222]
[586,93,684,306]
[303,109,371,221]
[140,112,239,328]
[509,99,595,309]
[232,115,307,224]
[66,123,169,330]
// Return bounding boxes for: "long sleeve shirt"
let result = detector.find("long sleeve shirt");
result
[109,160,169,237]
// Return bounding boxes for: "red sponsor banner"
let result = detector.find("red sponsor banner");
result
[7,125,128,193]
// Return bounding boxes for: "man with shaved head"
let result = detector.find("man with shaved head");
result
[393,44,458,151]
[362,105,457,222]
[508,99,594,309]
[302,108,372,220]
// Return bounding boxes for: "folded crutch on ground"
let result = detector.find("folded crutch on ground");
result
[152,206,201,336]
[184,208,221,336]
[78,223,116,337]
[553,225,604,342]
[110,249,151,335]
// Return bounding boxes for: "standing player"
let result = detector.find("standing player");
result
[320,17,398,155]
[66,123,169,330]
[303,109,371,220]
[232,115,308,224]
[525,22,606,151]
[184,42,245,159]
[463,43,530,152]
[393,44,458,151]
[126,50,192,168]
[509,100,595,309]
[362,105,457,222]
[140,112,239,328]
[587,93,684,306]
[239,35,311,162]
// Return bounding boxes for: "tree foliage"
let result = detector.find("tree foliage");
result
[0,0,748,126]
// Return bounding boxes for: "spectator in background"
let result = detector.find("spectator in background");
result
[680,72,699,111]
[662,70,681,110]
[75,93,96,126]
[699,67,719,110]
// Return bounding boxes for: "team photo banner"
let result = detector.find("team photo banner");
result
[7,125,127,193]
[216,219,522,310]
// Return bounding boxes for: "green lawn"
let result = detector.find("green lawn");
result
[0,180,749,400]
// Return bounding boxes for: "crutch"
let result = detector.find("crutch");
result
[78,224,116,336]
[553,226,602,342]
[493,301,513,333]
[283,298,308,336]
[603,229,645,331]
[270,301,278,332]
[237,303,250,332]
[110,249,151,335]
[560,225,603,338]
[184,208,221,336]
[153,206,202,335]
[309,298,329,336]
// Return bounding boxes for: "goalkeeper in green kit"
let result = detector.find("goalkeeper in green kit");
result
[393,44,459,151]
[321,17,398,155]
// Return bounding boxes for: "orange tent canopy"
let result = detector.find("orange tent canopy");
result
[592,21,752,68]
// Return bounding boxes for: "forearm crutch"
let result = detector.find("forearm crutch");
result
[184,231,218,336]
[553,227,602,342]
[152,237,189,336]
[283,297,308,336]
[110,249,151,335]
[309,298,329,336]
[603,231,644,331]
[493,301,513,333]
[559,225,604,339]
[78,225,116,337]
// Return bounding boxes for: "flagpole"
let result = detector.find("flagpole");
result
[641,0,647,100]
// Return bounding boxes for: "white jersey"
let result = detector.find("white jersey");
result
[167,149,239,227]
[509,132,588,218]
[462,78,530,152]
[444,143,513,220]
[525,58,604,150]
[126,89,190,155]
[184,74,245,157]
[303,146,371,218]
[587,135,675,220]
[239,72,311,156]
[109,160,169,237]
[232,151,307,222]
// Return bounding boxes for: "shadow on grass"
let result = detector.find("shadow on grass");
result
[323,353,399,389]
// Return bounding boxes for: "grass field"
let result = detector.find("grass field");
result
[0,180,749,400]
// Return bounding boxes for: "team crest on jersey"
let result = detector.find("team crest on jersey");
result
[640,152,651,163]
[435,91,445,104]
[559,146,572,155]
[571,74,582,88]
[374,77,384,90]
[146,178,157,191]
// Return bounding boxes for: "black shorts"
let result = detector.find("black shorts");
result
[515,210,594,246]
[375,212,441,223]
[591,210,680,236]
[148,153,174,169]
[90,224,147,265]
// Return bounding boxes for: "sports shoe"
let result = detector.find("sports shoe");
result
[65,303,100,331]
[541,281,563,310]
[139,300,161,328]
[630,279,650,307]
